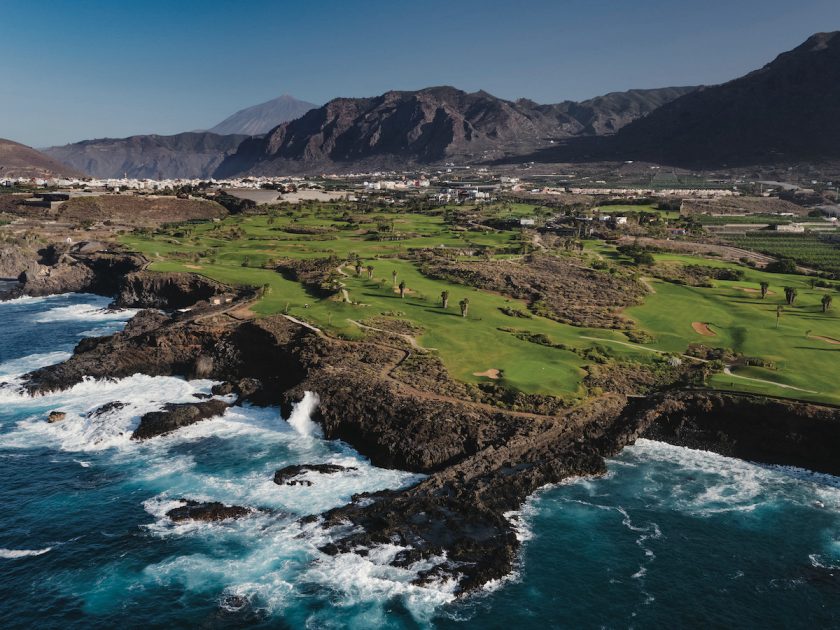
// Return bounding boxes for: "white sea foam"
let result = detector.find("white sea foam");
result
[0,547,52,559]
[0,294,68,306]
[2,374,218,451]
[286,391,321,437]
[0,351,71,379]
[34,303,137,323]
[626,439,840,515]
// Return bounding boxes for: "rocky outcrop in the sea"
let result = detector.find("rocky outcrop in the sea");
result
[22,309,307,404]
[273,464,357,486]
[132,399,231,440]
[113,271,231,309]
[633,391,840,476]
[166,499,252,522]
[5,243,147,299]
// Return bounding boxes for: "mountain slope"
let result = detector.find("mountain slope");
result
[0,138,85,179]
[559,86,697,136]
[208,94,317,136]
[609,32,840,165]
[44,132,248,179]
[215,85,694,176]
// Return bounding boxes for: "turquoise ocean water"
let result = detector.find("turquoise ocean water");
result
[0,294,837,628]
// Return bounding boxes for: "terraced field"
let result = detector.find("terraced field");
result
[722,232,840,274]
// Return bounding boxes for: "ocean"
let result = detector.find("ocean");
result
[0,294,837,628]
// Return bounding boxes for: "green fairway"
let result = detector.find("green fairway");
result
[120,207,840,405]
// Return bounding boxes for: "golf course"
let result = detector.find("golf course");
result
[120,204,840,405]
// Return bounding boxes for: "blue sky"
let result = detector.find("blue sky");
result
[1,0,838,147]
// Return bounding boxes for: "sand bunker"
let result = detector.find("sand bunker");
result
[185,264,203,270]
[740,287,775,296]
[810,335,840,346]
[473,369,501,379]
[692,322,716,337]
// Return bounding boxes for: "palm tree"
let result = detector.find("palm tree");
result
[784,287,798,305]
[759,281,769,299]
[441,290,449,309]
[822,294,833,312]
[354,261,362,277]
[776,305,784,328]
[399,280,406,299]
[459,297,469,318]
[366,265,374,279]
[392,270,398,287]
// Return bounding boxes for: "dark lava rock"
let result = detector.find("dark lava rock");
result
[211,381,237,396]
[86,401,127,418]
[47,411,66,423]
[273,464,357,486]
[113,271,230,309]
[132,399,230,440]
[166,499,251,522]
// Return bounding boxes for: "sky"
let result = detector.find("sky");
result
[1,0,838,147]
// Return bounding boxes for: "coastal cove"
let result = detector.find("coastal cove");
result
[0,291,838,627]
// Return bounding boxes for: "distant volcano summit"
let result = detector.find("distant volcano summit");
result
[208,94,318,136]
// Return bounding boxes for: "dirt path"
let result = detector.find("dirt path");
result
[348,319,434,351]
[282,314,327,338]
[722,367,818,394]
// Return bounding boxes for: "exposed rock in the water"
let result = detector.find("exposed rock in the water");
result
[211,381,237,396]
[317,394,637,593]
[166,499,251,522]
[9,245,146,299]
[47,411,66,423]
[86,401,127,418]
[273,463,357,486]
[23,309,305,402]
[634,391,840,476]
[113,271,231,309]
[132,399,230,440]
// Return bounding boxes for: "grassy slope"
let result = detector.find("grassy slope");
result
[121,210,840,405]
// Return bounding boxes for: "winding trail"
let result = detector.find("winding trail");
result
[581,335,819,395]
[722,367,818,394]
[347,319,435,351]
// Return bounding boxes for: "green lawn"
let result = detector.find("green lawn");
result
[121,210,840,405]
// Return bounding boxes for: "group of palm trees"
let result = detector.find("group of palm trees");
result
[758,280,833,312]
[439,289,469,317]
[375,269,472,317]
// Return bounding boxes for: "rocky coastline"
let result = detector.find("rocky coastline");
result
[7,246,840,595]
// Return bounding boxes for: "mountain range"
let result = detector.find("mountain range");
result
[214,85,696,176]
[40,95,316,179]
[42,132,248,180]
[8,32,840,179]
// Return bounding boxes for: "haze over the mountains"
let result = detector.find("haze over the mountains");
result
[43,132,248,180]
[6,32,840,180]
[41,95,317,179]
[208,95,317,136]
